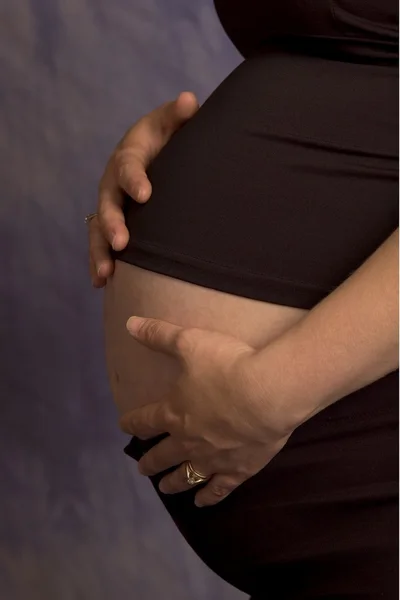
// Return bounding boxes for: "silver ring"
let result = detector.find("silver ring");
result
[84,213,98,225]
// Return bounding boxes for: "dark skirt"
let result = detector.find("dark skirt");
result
[124,370,398,598]
[117,47,398,597]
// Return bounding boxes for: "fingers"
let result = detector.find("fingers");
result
[175,91,200,117]
[126,316,185,357]
[114,91,199,203]
[120,402,167,441]
[194,474,246,508]
[88,216,115,287]
[150,91,199,143]
[113,146,152,205]
[93,91,199,278]
[98,165,130,250]
[137,436,187,477]
[158,461,211,495]
[158,466,245,508]
[138,91,199,157]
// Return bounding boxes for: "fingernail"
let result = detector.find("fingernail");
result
[126,316,145,336]
[194,498,205,508]
[158,482,167,494]
[137,187,148,202]
[97,263,106,277]
[111,235,118,251]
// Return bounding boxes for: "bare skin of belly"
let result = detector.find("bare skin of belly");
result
[104,260,309,418]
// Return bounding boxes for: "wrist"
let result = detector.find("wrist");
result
[251,321,322,434]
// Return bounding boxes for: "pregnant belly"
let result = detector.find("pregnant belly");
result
[103,50,397,593]
[118,48,397,312]
[108,48,397,417]
[104,261,307,417]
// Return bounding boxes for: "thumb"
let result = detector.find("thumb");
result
[118,92,199,203]
[174,91,200,121]
[119,401,166,439]
[146,91,199,152]
[127,316,185,358]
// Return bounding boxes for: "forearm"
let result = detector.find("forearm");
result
[257,228,399,427]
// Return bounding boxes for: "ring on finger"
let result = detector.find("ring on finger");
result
[84,212,98,225]
[184,461,209,486]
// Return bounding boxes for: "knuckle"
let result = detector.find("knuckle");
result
[163,408,178,430]
[98,205,116,227]
[234,463,253,479]
[98,216,121,244]
[211,476,239,497]
[113,147,129,166]
[138,457,153,476]
[113,151,129,178]
[145,320,164,342]
[209,484,230,498]
[114,147,139,175]
[175,328,196,354]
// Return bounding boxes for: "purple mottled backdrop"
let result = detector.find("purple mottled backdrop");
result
[1,1,246,597]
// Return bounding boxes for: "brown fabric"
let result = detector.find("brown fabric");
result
[214,0,398,61]
[125,371,399,598]
[116,50,398,311]
[117,1,399,597]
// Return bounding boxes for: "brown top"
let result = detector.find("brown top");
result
[214,0,398,61]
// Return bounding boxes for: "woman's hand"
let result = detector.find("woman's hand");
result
[89,92,199,287]
[120,316,299,508]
